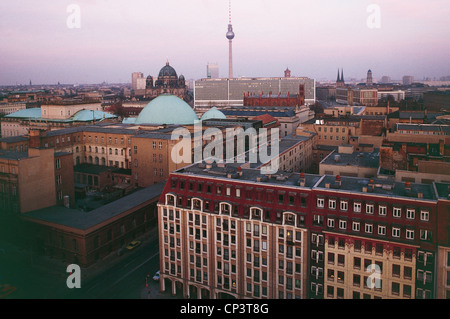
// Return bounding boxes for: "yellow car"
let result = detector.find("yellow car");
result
[126,240,141,250]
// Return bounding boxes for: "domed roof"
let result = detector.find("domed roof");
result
[135,94,198,125]
[159,60,177,77]
[201,107,227,121]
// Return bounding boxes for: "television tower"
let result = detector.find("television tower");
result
[226,0,235,79]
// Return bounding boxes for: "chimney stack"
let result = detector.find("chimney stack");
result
[29,129,45,148]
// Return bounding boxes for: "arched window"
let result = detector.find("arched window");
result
[220,202,232,215]
[250,207,263,221]
[283,212,296,226]
[166,194,176,206]
[192,198,202,211]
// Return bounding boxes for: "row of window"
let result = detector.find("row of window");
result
[169,182,309,207]
[316,198,430,221]
[321,217,432,241]
[310,283,433,299]
[83,136,132,145]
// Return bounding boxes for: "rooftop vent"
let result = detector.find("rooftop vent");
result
[405,181,412,191]
[299,172,306,187]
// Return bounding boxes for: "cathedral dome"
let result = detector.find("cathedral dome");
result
[135,94,198,125]
[158,61,178,77]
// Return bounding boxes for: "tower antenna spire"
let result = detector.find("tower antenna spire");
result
[226,0,235,79]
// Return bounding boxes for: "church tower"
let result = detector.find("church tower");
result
[336,68,345,88]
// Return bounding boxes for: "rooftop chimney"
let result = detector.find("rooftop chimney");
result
[29,129,45,149]
[335,175,342,187]
[405,181,411,191]
[299,172,306,186]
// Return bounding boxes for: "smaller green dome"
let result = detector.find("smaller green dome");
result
[201,107,227,121]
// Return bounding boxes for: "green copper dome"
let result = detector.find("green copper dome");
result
[135,94,198,125]
[200,107,227,121]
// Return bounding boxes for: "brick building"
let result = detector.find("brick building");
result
[156,162,449,299]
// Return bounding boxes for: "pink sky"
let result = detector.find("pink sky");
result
[0,0,449,85]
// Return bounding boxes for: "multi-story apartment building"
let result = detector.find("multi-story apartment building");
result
[0,147,74,217]
[158,164,321,299]
[336,87,378,106]
[157,162,449,299]
[311,175,438,299]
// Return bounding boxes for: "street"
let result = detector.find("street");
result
[0,228,171,299]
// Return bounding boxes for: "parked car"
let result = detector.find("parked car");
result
[126,240,141,250]
[153,270,160,281]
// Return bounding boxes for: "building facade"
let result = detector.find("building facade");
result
[157,162,449,299]
[194,77,316,108]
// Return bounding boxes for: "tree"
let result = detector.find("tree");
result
[310,101,324,115]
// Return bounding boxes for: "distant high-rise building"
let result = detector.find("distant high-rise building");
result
[226,0,235,79]
[403,75,414,85]
[132,72,144,90]
[136,77,147,90]
[367,70,373,86]
[207,63,219,79]
[380,76,391,84]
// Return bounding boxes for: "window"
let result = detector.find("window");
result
[406,229,414,240]
[404,266,412,280]
[420,230,432,241]
[327,218,335,228]
[392,282,400,295]
[392,227,401,238]
[313,215,323,226]
[353,202,361,213]
[317,198,324,208]
[392,264,401,277]
[366,204,374,214]
[393,207,401,218]
[365,224,373,234]
[403,285,411,298]
[337,254,345,266]
[354,257,361,269]
[340,201,348,211]
[352,221,360,232]
[328,199,336,210]
[339,220,347,230]
[420,210,429,221]
[406,209,415,220]
[323,254,334,269]
[378,206,387,216]
[378,225,386,236]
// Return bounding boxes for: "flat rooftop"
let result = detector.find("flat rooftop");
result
[0,150,29,160]
[177,162,322,189]
[321,150,380,168]
[22,182,166,231]
[316,175,437,201]
[173,162,438,201]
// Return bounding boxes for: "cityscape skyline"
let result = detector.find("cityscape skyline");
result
[1,0,450,86]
